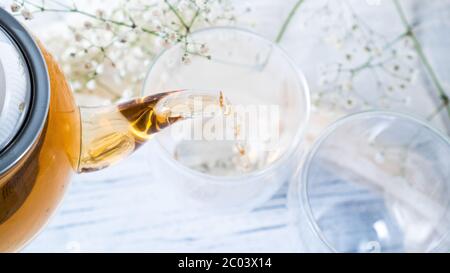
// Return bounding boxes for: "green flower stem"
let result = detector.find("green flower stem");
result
[275,0,305,43]
[188,9,200,29]
[21,0,160,36]
[393,0,450,119]
[164,0,190,32]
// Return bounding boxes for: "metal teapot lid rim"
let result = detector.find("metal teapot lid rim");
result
[0,8,50,176]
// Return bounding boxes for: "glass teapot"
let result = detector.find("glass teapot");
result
[0,8,222,252]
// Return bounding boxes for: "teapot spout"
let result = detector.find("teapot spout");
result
[77,90,226,173]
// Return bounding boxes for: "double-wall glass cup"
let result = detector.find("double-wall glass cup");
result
[142,27,310,212]
[289,111,450,252]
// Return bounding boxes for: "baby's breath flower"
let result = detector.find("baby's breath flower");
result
[10,3,21,13]
[159,38,171,49]
[308,1,422,113]
[104,22,112,31]
[84,62,93,70]
[21,8,33,20]
[200,44,209,54]
[168,33,177,42]
[74,33,83,42]
[12,0,238,104]
[345,98,355,109]
[84,21,93,29]
[95,9,104,18]
[181,55,191,65]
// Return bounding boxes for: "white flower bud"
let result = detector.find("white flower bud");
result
[84,21,93,29]
[169,33,177,42]
[84,62,93,70]
[159,38,171,49]
[74,33,83,42]
[96,9,104,18]
[10,3,21,12]
[181,55,191,65]
[200,44,209,54]
[21,8,33,20]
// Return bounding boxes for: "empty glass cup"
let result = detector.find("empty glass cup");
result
[288,111,450,252]
[142,27,310,212]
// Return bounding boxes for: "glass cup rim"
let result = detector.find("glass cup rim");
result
[141,26,311,182]
[299,110,450,252]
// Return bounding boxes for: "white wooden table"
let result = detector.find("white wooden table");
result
[20,0,450,252]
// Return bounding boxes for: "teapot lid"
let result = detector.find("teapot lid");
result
[0,26,32,152]
[0,8,49,175]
